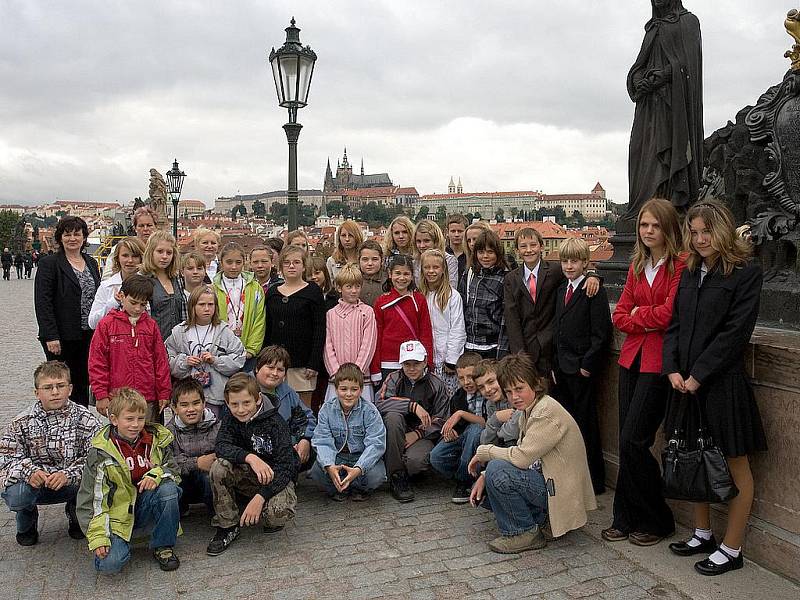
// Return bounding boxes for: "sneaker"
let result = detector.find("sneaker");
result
[390,471,414,503]
[328,491,347,502]
[16,510,39,546]
[153,546,180,571]
[451,482,472,504]
[488,527,547,554]
[262,525,284,534]
[206,525,240,556]
[350,489,370,502]
[66,503,84,540]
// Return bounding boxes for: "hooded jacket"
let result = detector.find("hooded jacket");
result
[88,308,172,403]
[214,399,299,501]
[312,396,386,474]
[425,288,466,369]
[375,368,449,441]
[166,408,221,477]
[212,270,266,357]
[76,423,180,551]
[0,400,101,488]
[371,289,434,376]
[165,321,246,406]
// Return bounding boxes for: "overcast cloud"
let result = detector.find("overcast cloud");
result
[0,0,793,207]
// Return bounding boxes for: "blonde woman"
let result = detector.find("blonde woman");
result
[193,227,220,281]
[413,220,459,288]
[383,215,415,267]
[89,237,146,329]
[140,230,186,340]
[326,220,364,282]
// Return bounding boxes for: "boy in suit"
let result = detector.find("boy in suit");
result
[504,228,600,377]
[552,238,611,495]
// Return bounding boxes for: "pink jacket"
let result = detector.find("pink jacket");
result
[88,309,172,403]
[324,299,377,378]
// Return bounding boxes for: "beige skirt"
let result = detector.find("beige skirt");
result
[286,367,318,393]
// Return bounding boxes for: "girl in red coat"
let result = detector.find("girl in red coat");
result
[371,254,433,387]
[88,275,172,423]
[602,198,686,546]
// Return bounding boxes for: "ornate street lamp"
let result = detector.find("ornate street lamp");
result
[269,17,317,232]
[166,158,186,238]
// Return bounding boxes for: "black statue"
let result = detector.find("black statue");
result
[626,0,703,218]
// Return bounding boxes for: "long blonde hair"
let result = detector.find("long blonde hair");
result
[332,220,364,264]
[418,249,452,311]
[141,230,180,278]
[111,237,145,274]
[684,199,751,276]
[631,198,683,277]
[383,216,415,257]
[413,220,446,257]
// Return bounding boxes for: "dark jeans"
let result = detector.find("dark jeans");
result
[382,412,434,476]
[429,423,483,483]
[611,358,674,536]
[2,482,79,534]
[554,369,605,494]
[179,470,213,513]
[94,481,181,574]
[41,329,93,406]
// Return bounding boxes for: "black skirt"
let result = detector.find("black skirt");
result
[663,370,767,458]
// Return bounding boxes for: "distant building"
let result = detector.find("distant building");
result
[213,190,324,215]
[491,221,571,259]
[0,204,30,215]
[42,201,122,218]
[537,182,608,220]
[168,199,207,219]
[323,148,392,192]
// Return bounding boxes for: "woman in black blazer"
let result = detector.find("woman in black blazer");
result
[662,200,767,576]
[34,216,100,406]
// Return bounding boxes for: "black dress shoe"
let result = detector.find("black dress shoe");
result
[669,534,717,557]
[694,547,744,576]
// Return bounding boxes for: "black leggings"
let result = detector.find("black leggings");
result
[41,330,94,406]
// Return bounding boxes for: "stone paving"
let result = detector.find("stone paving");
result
[1,273,798,600]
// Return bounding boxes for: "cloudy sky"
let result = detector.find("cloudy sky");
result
[0,1,793,207]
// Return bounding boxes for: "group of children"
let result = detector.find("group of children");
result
[3,213,620,574]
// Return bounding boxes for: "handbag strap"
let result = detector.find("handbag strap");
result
[393,301,419,340]
[671,391,711,448]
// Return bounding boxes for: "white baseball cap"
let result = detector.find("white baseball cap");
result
[399,340,427,363]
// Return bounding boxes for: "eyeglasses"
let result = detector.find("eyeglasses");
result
[37,383,71,392]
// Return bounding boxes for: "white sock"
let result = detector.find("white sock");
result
[708,543,741,565]
[686,528,713,547]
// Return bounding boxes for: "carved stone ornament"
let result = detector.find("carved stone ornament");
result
[785,9,800,71]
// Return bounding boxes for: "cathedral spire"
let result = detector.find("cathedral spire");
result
[360,158,364,176]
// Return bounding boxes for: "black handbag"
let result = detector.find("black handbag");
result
[661,393,739,503]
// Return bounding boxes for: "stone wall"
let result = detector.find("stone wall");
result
[597,325,800,583]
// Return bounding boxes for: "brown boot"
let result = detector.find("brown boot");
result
[488,527,547,554]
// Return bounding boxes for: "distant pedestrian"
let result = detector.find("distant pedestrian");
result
[2,248,12,280]
[23,252,33,279]
[14,253,24,279]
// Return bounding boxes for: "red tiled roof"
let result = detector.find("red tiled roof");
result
[491,221,568,239]
[396,187,419,195]
[592,182,605,193]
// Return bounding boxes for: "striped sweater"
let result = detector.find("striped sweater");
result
[323,299,378,378]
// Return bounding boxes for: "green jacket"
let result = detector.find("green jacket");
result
[76,423,180,551]
[213,270,266,357]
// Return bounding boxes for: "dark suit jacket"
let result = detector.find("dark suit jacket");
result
[34,251,100,342]
[553,279,611,376]
[504,260,566,374]
[662,261,762,383]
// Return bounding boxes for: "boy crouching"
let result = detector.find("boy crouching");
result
[77,388,182,573]
[207,373,298,556]
[311,363,387,502]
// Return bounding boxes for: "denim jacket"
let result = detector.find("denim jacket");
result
[312,397,386,474]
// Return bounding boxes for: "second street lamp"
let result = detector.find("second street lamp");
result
[269,17,317,232]
[166,158,186,238]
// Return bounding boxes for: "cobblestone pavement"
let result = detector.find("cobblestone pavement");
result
[1,276,798,600]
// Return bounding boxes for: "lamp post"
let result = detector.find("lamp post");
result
[269,17,317,232]
[165,159,186,239]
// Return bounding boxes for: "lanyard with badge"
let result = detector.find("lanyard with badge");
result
[191,324,213,387]
[221,278,245,336]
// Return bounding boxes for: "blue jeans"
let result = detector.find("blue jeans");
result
[179,470,213,513]
[2,481,79,534]
[429,423,483,483]
[484,460,548,536]
[94,481,181,574]
[310,453,387,494]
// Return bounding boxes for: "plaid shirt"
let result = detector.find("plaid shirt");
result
[0,401,101,488]
[458,265,509,355]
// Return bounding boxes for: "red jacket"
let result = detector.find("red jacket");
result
[613,255,687,373]
[371,289,434,375]
[88,309,172,403]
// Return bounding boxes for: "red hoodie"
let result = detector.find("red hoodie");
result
[371,289,434,375]
[88,309,171,403]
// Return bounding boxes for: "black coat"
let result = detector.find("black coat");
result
[504,260,566,374]
[662,261,761,383]
[553,280,611,376]
[34,252,100,342]
[215,400,299,501]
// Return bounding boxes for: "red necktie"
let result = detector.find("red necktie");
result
[565,284,574,305]
[528,273,536,302]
